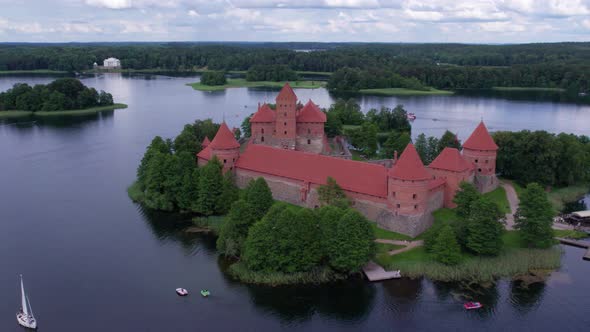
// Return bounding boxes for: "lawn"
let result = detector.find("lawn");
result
[0,104,127,117]
[187,78,325,91]
[0,69,68,75]
[492,86,565,92]
[547,183,589,213]
[483,186,511,214]
[371,223,413,241]
[0,111,34,118]
[358,87,453,96]
[553,229,588,240]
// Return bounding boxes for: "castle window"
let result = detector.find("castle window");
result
[413,194,417,200]
[396,204,400,209]
[414,204,418,210]
[261,128,264,134]
[475,159,479,163]
[284,131,287,135]
[478,168,482,172]
[284,112,287,116]
[261,136,265,142]
[308,128,311,134]
[392,192,396,197]
[485,160,489,163]
[307,139,311,144]
[233,158,235,162]
[284,122,287,126]
[224,159,227,164]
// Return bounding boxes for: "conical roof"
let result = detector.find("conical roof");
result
[276,82,297,101]
[463,121,498,151]
[297,100,326,123]
[209,122,240,150]
[429,147,473,172]
[201,136,210,148]
[250,103,276,123]
[389,143,431,181]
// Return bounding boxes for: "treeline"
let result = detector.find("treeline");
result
[2,43,589,91]
[131,119,242,215]
[0,78,113,112]
[493,130,590,187]
[327,67,428,92]
[218,176,375,283]
[246,64,297,82]
[199,71,226,86]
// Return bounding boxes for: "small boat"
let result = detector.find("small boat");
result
[407,113,416,121]
[17,275,37,330]
[464,302,483,310]
[175,288,189,296]
[200,290,210,297]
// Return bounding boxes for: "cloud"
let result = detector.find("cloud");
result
[188,9,200,17]
[497,0,590,17]
[583,19,590,29]
[85,0,132,9]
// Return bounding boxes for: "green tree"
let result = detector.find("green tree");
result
[515,183,555,248]
[243,178,274,220]
[174,124,200,155]
[243,205,322,273]
[137,136,171,189]
[173,152,200,211]
[466,198,504,256]
[453,182,481,219]
[381,131,411,159]
[432,224,463,265]
[241,114,252,138]
[324,110,343,137]
[329,98,364,125]
[143,152,176,211]
[196,157,223,215]
[216,200,257,257]
[438,130,461,153]
[318,177,351,209]
[426,136,440,164]
[322,209,376,272]
[217,171,239,215]
[414,133,428,163]
[200,71,227,85]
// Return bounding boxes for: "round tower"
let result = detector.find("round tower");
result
[462,121,498,193]
[208,122,240,172]
[274,83,298,149]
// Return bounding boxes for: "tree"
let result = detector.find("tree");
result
[381,131,411,159]
[329,98,364,125]
[233,127,241,140]
[322,209,376,272]
[217,171,239,215]
[143,152,176,211]
[426,136,440,164]
[438,130,461,153]
[453,182,481,219]
[414,133,428,163]
[432,224,463,265]
[243,205,322,273]
[137,136,171,188]
[324,110,343,137]
[200,71,227,86]
[466,198,504,256]
[241,114,252,138]
[515,183,555,248]
[98,90,114,105]
[196,157,223,215]
[243,178,274,220]
[216,200,257,257]
[173,124,200,155]
[173,152,200,211]
[318,177,351,209]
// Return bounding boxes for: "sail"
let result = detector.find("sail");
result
[27,295,34,318]
[20,276,29,316]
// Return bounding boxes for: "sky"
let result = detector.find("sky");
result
[0,0,589,43]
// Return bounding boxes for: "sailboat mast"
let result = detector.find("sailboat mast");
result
[27,295,34,318]
[20,275,29,316]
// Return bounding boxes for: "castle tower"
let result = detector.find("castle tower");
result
[462,121,498,193]
[388,144,432,215]
[428,147,475,208]
[295,100,327,153]
[201,122,240,173]
[274,83,298,150]
[249,103,276,146]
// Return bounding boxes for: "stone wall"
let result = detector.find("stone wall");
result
[296,136,324,154]
[236,169,303,205]
[474,174,499,194]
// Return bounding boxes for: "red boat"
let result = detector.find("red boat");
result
[464,302,483,310]
[407,113,416,121]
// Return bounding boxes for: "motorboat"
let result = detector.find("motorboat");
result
[407,112,416,121]
[464,302,483,310]
[176,288,189,296]
[16,275,37,329]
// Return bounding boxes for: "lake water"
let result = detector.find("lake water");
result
[1,74,590,331]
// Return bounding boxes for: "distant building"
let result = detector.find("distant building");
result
[103,57,121,69]
[197,83,499,237]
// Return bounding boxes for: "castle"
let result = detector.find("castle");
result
[198,83,499,237]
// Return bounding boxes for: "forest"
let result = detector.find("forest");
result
[1,42,589,91]
[0,78,113,112]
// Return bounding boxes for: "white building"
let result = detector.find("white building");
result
[103,57,121,68]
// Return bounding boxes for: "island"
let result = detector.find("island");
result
[0,78,127,117]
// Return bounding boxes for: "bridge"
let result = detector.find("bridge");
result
[556,238,590,261]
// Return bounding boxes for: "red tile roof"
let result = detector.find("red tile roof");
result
[297,100,326,123]
[429,147,474,172]
[201,136,210,148]
[197,145,211,159]
[236,144,388,197]
[250,104,276,123]
[429,178,446,190]
[208,122,240,150]
[463,121,498,151]
[389,144,431,181]
[276,82,297,101]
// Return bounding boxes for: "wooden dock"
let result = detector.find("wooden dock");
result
[362,261,401,281]
[556,238,590,261]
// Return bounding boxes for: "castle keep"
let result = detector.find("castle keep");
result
[198,84,498,237]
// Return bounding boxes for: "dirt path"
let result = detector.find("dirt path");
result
[501,181,519,230]
[375,239,424,255]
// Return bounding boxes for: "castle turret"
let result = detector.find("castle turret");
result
[388,144,432,216]
[429,147,475,208]
[274,83,297,149]
[462,121,498,193]
[197,122,240,172]
[295,100,327,153]
[250,103,275,145]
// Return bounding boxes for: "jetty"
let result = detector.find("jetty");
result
[362,261,401,281]
[556,238,590,261]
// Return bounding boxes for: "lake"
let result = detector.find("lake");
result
[1,74,589,331]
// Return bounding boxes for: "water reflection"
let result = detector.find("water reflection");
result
[509,280,546,314]
[432,280,499,317]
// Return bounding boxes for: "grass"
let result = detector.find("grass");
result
[553,229,588,240]
[33,103,127,116]
[187,78,325,91]
[0,111,34,118]
[492,86,565,92]
[228,262,348,286]
[358,87,454,96]
[547,183,589,213]
[192,215,226,234]
[483,186,511,214]
[127,181,145,203]
[371,223,412,241]
[0,69,68,75]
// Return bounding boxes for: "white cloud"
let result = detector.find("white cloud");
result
[583,19,590,29]
[85,0,132,9]
[188,9,200,17]
[497,0,590,17]
[479,21,526,33]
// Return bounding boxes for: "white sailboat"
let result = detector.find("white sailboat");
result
[16,275,37,329]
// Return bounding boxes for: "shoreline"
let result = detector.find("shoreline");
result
[187,78,325,91]
[0,103,127,118]
[357,88,454,96]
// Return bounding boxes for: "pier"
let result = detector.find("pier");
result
[362,261,402,281]
[556,238,590,261]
